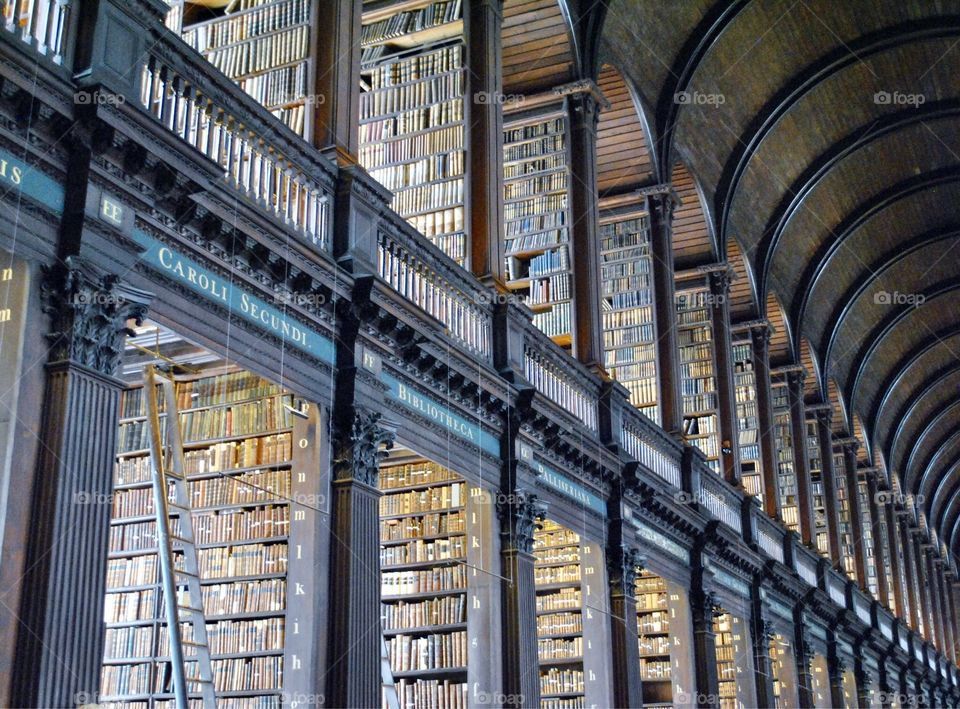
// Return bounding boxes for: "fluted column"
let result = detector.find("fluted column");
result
[793,616,815,709]
[855,661,873,709]
[326,409,395,708]
[606,540,644,708]
[498,490,547,707]
[900,519,921,630]
[465,0,505,284]
[883,493,906,617]
[691,564,720,709]
[751,607,777,709]
[648,190,683,435]
[828,649,848,709]
[564,82,607,370]
[865,470,890,605]
[12,259,149,708]
[708,268,741,486]
[786,369,816,545]
[813,407,844,568]
[914,535,934,641]
[749,323,780,516]
[840,439,868,588]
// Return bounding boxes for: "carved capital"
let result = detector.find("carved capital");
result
[333,410,396,486]
[497,489,548,554]
[41,257,150,375]
[786,367,806,389]
[607,543,645,590]
[813,406,833,428]
[755,616,775,643]
[749,322,772,351]
[708,267,733,297]
[647,190,677,226]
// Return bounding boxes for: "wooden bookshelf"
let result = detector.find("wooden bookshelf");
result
[534,520,585,708]
[713,612,741,709]
[833,451,858,581]
[806,419,830,557]
[503,106,573,346]
[379,461,469,708]
[101,369,320,706]
[732,340,762,499]
[772,384,799,532]
[635,570,674,708]
[676,287,720,473]
[857,476,878,598]
[178,0,316,137]
[359,0,467,264]
[600,202,658,424]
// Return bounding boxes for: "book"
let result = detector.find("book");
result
[676,286,720,473]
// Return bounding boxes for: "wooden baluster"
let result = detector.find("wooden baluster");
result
[50,0,66,64]
[33,0,47,54]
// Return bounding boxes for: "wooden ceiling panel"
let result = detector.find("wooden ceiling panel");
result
[596,64,654,194]
[799,337,822,404]
[502,0,573,94]
[670,162,715,267]
[726,238,756,322]
[765,292,792,367]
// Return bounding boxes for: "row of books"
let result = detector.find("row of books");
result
[159,618,284,656]
[601,260,651,279]
[107,555,157,589]
[381,512,465,541]
[364,99,463,143]
[504,170,567,201]
[380,536,466,566]
[204,25,309,81]
[680,343,713,363]
[505,224,566,251]
[676,291,714,309]
[503,118,564,147]
[683,392,717,413]
[680,376,717,396]
[181,0,310,54]
[677,309,711,326]
[536,587,581,611]
[394,680,468,709]
[504,152,565,179]
[381,483,466,516]
[639,636,671,656]
[527,247,570,278]
[599,218,649,251]
[681,360,715,379]
[192,506,289,545]
[539,636,582,660]
[540,668,584,695]
[535,547,580,565]
[635,591,668,611]
[103,625,153,660]
[537,612,583,635]
[391,177,463,217]
[527,274,571,305]
[202,578,287,616]
[180,397,292,442]
[110,521,160,552]
[618,380,658,408]
[101,663,152,697]
[639,660,672,680]
[408,210,465,245]
[534,562,581,586]
[370,150,464,192]
[689,435,719,459]
[607,361,656,380]
[504,193,567,221]
[382,595,466,629]
[603,275,652,296]
[359,128,462,169]
[386,631,467,672]
[637,610,670,635]
[360,73,463,118]
[366,44,462,90]
[198,542,288,578]
[604,344,655,366]
[602,305,654,329]
[678,326,712,346]
[382,566,467,596]
[360,1,463,46]
[104,588,157,623]
[189,468,292,508]
[244,64,309,110]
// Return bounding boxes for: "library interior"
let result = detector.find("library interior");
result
[1,0,960,707]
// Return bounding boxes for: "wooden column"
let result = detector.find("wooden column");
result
[749,323,780,517]
[840,439,868,588]
[932,559,952,658]
[914,535,935,642]
[12,259,149,708]
[563,82,607,370]
[786,368,816,545]
[606,474,643,708]
[314,0,362,155]
[326,408,395,708]
[937,567,956,663]
[900,519,921,630]
[948,579,960,662]
[465,0,505,284]
[497,489,546,708]
[708,268,740,486]
[813,407,843,568]
[828,647,848,709]
[884,494,906,617]
[855,660,874,709]
[647,189,683,436]
[925,551,944,652]
[865,470,890,606]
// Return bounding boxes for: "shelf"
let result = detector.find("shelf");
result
[390,666,468,679]
[379,505,464,520]
[380,531,466,546]
[382,587,466,602]
[362,19,463,50]
[382,622,467,636]
[535,581,581,593]
[117,428,292,458]
[381,556,465,571]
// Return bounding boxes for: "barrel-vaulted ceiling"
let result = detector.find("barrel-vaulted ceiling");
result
[598,0,960,553]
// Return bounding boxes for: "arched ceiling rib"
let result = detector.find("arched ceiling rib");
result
[601,0,960,554]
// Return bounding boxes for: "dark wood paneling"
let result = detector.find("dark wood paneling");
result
[596,64,653,194]
[503,0,573,94]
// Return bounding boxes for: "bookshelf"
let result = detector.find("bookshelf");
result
[635,570,673,708]
[102,369,321,707]
[379,460,469,708]
[857,477,878,599]
[806,419,830,557]
[833,451,858,582]
[676,287,720,473]
[600,203,658,424]
[713,611,740,709]
[534,519,585,708]
[732,340,761,498]
[772,384,798,532]
[359,0,468,264]
[503,105,574,347]
[179,0,316,137]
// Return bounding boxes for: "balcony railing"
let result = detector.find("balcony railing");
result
[699,471,742,534]
[620,407,682,488]
[377,213,493,363]
[523,332,599,432]
[794,543,820,588]
[142,34,333,250]
[1,0,69,65]
[755,511,785,563]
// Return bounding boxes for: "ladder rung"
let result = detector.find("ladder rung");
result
[185,677,213,684]
[181,640,209,648]
[173,568,199,578]
[169,534,195,544]
[167,502,192,514]
[178,604,205,615]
